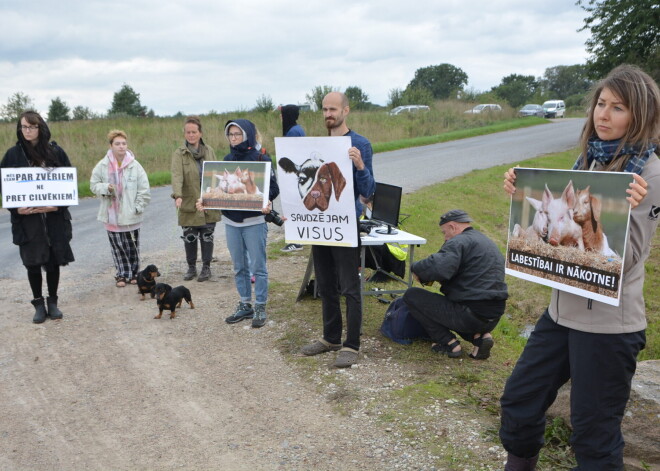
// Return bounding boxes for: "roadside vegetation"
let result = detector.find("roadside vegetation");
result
[0,103,550,198]
[269,148,659,470]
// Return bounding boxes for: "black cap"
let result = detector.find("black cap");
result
[439,209,473,226]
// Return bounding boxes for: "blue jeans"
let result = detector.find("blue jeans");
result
[225,223,268,305]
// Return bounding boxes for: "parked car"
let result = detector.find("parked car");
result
[464,104,502,114]
[389,105,430,116]
[518,104,545,117]
[542,100,565,118]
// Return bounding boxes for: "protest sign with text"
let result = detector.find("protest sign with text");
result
[274,136,357,247]
[506,168,632,306]
[1,167,78,208]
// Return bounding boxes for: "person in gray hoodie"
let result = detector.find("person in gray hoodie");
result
[500,64,660,471]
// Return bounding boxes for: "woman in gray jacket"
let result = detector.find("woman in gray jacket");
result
[500,64,659,471]
[90,130,151,287]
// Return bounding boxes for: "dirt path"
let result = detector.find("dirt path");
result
[0,241,504,470]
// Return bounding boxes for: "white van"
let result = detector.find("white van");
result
[542,100,566,118]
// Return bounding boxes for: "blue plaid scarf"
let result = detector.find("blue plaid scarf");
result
[573,137,657,175]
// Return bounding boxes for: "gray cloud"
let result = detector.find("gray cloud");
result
[0,0,589,116]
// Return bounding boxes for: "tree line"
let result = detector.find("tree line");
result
[0,84,154,123]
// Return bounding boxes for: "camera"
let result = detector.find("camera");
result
[264,209,284,226]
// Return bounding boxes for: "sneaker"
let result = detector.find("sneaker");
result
[300,339,342,356]
[183,266,197,281]
[281,243,303,253]
[225,302,254,324]
[197,265,211,282]
[251,304,267,328]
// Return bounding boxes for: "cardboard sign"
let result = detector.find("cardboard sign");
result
[1,167,78,208]
[200,161,271,211]
[506,168,632,306]
[275,136,357,247]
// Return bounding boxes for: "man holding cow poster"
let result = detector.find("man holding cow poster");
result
[276,92,375,368]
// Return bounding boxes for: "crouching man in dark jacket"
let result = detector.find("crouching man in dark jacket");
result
[402,209,508,359]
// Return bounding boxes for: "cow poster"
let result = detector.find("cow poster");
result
[506,168,632,306]
[200,161,271,211]
[274,136,358,247]
[1,167,78,208]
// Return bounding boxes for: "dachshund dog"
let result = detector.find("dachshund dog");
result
[278,155,324,198]
[153,283,194,319]
[302,162,346,211]
[137,264,160,300]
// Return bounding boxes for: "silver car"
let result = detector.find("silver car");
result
[518,104,544,117]
[389,105,430,116]
[464,104,502,114]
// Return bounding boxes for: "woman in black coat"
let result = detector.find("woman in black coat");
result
[0,111,75,323]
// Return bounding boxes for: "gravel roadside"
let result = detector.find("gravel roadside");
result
[0,238,506,470]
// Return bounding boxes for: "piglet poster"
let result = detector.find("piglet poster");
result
[200,161,271,211]
[506,167,633,306]
[274,136,358,247]
[1,167,78,208]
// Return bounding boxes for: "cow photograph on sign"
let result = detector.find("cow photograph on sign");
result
[274,136,357,248]
[200,161,270,211]
[506,167,633,306]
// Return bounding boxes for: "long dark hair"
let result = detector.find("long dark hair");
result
[16,111,59,167]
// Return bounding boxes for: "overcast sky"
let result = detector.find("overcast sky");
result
[0,0,590,116]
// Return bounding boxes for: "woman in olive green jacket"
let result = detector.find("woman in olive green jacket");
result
[171,116,221,281]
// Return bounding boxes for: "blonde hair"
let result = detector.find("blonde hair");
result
[579,64,660,171]
[107,129,128,145]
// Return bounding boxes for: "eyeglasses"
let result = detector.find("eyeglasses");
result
[227,132,243,138]
[21,125,39,131]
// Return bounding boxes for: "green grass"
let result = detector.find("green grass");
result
[269,147,659,470]
[1,99,545,199]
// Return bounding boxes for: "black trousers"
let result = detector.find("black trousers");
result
[312,244,362,351]
[403,287,499,346]
[499,310,645,470]
[182,224,216,266]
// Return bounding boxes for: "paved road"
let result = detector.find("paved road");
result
[0,118,584,279]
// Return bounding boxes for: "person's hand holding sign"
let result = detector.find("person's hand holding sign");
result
[18,206,57,215]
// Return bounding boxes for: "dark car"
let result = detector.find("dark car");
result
[518,104,544,117]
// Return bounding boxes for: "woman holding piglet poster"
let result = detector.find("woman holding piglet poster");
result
[500,64,659,470]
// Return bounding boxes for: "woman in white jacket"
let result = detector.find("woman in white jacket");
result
[90,130,151,287]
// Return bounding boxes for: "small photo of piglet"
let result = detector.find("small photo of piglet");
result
[505,167,633,307]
